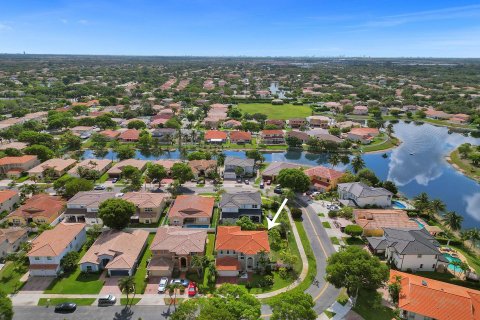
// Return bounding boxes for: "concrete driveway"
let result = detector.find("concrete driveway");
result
[20,277,54,293]
[144,277,161,294]
[100,276,122,295]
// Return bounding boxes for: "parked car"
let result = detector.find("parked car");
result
[94,185,106,190]
[180,279,190,287]
[158,277,169,293]
[273,185,283,194]
[266,180,272,185]
[54,303,77,313]
[244,179,249,185]
[98,295,116,306]
[170,278,182,286]
[259,181,264,189]
[112,178,118,183]
[187,282,197,297]
[236,178,242,183]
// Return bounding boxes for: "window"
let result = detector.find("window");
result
[145,208,153,212]
[252,204,258,209]
[86,266,92,272]
[220,250,223,254]
[417,254,422,258]
[34,257,40,261]
[227,250,230,254]
[419,264,423,268]
[145,219,150,224]
[47,257,52,261]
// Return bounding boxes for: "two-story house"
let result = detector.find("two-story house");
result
[288,118,306,128]
[260,130,285,145]
[223,157,255,180]
[219,191,262,223]
[79,229,149,276]
[215,226,270,277]
[0,190,20,213]
[367,228,448,272]
[304,166,344,192]
[229,131,252,144]
[347,127,380,144]
[151,128,177,145]
[28,222,86,276]
[147,226,207,277]
[204,130,227,144]
[107,159,148,178]
[0,155,40,178]
[64,191,117,224]
[122,192,169,224]
[0,228,28,260]
[338,182,393,208]
[168,195,215,227]
[307,116,331,128]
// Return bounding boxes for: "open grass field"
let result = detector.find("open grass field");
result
[237,103,312,120]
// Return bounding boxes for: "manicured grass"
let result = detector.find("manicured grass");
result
[44,246,104,294]
[337,289,349,306]
[134,234,154,294]
[203,234,216,289]
[97,172,109,183]
[322,221,331,229]
[0,262,27,294]
[330,237,340,245]
[352,289,395,320]
[318,213,325,217]
[240,271,296,294]
[121,298,141,306]
[448,149,480,181]
[16,175,30,183]
[452,245,480,275]
[343,237,366,246]
[361,134,399,153]
[211,207,220,228]
[324,310,336,318]
[237,103,312,120]
[38,298,95,306]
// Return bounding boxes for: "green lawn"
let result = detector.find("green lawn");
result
[0,262,28,294]
[352,289,395,320]
[202,234,216,290]
[330,237,340,245]
[211,208,220,228]
[97,172,109,183]
[361,134,399,153]
[337,289,349,306]
[448,149,480,182]
[322,221,331,228]
[134,234,155,294]
[324,310,336,318]
[343,237,366,246]
[44,246,104,294]
[38,298,96,306]
[237,103,312,120]
[121,298,141,306]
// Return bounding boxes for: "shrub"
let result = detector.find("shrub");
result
[328,210,338,218]
[278,267,289,279]
[290,207,302,220]
[60,251,79,273]
[263,275,274,287]
[344,225,363,237]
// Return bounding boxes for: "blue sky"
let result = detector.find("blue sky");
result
[1,0,480,57]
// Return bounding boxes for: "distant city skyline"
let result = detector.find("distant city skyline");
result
[1,0,480,57]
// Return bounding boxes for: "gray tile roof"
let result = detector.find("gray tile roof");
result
[369,228,441,256]
[338,182,393,198]
[224,156,255,168]
[219,190,262,208]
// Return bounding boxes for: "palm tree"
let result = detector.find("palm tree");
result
[429,199,446,215]
[386,123,394,137]
[351,155,365,174]
[166,283,183,310]
[443,211,464,231]
[462,228,480,248]
[328,153,340,168]
[190,255,209,278]
[414,192,430,212]
[118,276,136,308]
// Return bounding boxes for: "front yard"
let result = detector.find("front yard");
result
[0,262,27,294]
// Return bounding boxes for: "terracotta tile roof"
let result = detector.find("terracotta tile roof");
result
[230,131,252,141]
[188,160,217,175]
[80,229,149,269]
[0,227,27,244]
[0,190,19,204]
[122,192,168,208]
[304,166,344,180]
[8,194,66,222]
[391,270,480,320]
[154,160,180,170]
[0,155,38,166]
[28,158,76,175]
[205,130,227,140]
[168,195,214,219]
[100,130,120,139]
[150,226,207,255]
[216,226,270,255]
[68,159,112,175]
[349,127,379,136]
[354,209,419,231]
[107,159,147,175]
[28,222,85,257]
[119,129,140,141]
[216,256,241,271]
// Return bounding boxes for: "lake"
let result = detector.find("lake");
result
[82,121,480,228]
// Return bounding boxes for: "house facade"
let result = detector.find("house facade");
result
[260,130,285,145]
[307,116,331,128]
[67,159,113,178]
[28,158,77,178]
[122,192,169,224]
[304,166,344,192]
[0,228,28,260]
[337,182,393,208]
[219,191,262,223]
[0,155,40,178]
[288,118,306,128]
[6,194,66,226]
[205,130,227,143]
[0,190,20,213]
[64,191,117,224]
[28,222,86,276]
[229,131,252,144]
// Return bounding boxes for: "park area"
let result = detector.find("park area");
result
[237,103,312,120]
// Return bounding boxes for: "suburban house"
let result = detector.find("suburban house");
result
[353,209,419,237]
[153,160,180,177]
[147,226,207,277]
[0,228,28,259]
[67,159,113,178]
[151,128,177,144]
[390,270,480,320]
[260,130,285,145]
[261,162,306,182]
[307,115,331,128]
[223,156,255,180]
[229,131,252,144]
[28,158,77,178]
[347,127,380,144]
[337,182,393,208]
[28,222,86,276]
[79,229,149,276]
[215,226,270,277]
[6,194,66,226]
[64,191,117,224]
[70,126,94,138]
[424,108,451,120]
[0,142,28,151]
[205,130,227,143]
[304,166,344,192]
[0,190,20,213]
[353,105,368,115]
[122,192,169,224]
[107,159,148,178]
[367,228,448,272]
[0,155,40,178]
[99,129,120,140]
[288,118,306,128]
[188,160,217,179]
[219,191,262,223]
[223,119,242,129]
[287,130,310,143]
[168,195,215,227]
[265,119,285,129]
[118,129,140,142]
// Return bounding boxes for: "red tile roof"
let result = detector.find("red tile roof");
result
[216,256,241,271]
[391,270,480,320]
[0,155,37,166]
[230,131,252,141]
[216,226,270,255]
[168,195,215,219]
[8,194,66,223]
[119,129,140,141]
[304,166,344,180]
[100,130,120,139]
[0,190,18,204]
[205,130,227,140]
[349,127,379,136]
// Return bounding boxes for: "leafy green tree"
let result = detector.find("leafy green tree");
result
[388,275,402,305]
[351,155,365,174]
[64,178,94,198]
[171,163,194,184]
[269,291,316,320]
[381,181,398,194]
[60,251,79,272]
[328,127,341,137]
[277,168,310,193]
[137,130,153,151]
[24,144,54,161]
[469,152,480,166]
[98,198,135,230]
[357,168,379,186]
[90,133,109,151]
[290,207,302,220]
[165,117,181,129]
[286,135,303,149]
[0,291,13,320]
[127,120,146,129]
[344,225,363,237]
[458,143,472,158]
[61,132,82,150]
[245,149,265,164]
[146,163,167,187]
[236,216,257,230]
[325,246,389,296]
[115,144,135,160]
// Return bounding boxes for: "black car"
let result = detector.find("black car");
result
[273,186,283,194]
[54,302,77,312]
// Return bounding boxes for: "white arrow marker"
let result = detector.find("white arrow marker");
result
[267,198,288,230]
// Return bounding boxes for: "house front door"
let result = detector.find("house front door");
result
[180,257,187,269]
[247,257,254,269]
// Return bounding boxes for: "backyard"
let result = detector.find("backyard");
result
[237,103,312,120]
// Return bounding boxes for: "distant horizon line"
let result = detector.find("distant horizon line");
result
[1,52,480,60]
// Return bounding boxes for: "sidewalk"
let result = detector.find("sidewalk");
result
[318,300,354,320]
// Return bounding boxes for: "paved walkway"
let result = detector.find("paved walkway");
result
[318,300,354,320]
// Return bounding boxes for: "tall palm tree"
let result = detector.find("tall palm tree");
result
[414,192,430,212]
[328,153,340,168]
[443,211,464,231]
[190,255,208,277]
[429,199,446,215]
[166,283,183,310]
[118,276,136,308]
[462,228,480,248]
[351,155,365,174]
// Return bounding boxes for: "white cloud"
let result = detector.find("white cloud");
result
[0,22,12,32]
[464,193,480,222]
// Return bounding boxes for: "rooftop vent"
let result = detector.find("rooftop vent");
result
[421,280,428,286]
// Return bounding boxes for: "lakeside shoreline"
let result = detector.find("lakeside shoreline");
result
[445,149,480,183]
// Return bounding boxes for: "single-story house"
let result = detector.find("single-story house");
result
[0,227,28,260]
[28,158,77,179]
[6,194,66,226]
[107,159,148,178]
[67,159,113,178]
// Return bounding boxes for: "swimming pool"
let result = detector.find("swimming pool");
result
[392,200,407,209]
[444,253,463,272]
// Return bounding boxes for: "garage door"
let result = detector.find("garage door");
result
[109,269,129,276]
[218,270,239,277]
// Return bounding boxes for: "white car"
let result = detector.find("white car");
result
[158,277,169,293]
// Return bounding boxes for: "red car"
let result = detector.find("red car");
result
[187,282,197,297]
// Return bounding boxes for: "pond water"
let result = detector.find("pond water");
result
[82,121,480,228]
